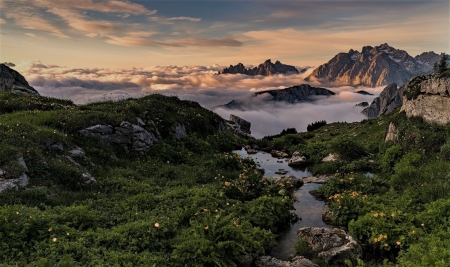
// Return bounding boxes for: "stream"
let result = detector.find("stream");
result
[234,148,331,260]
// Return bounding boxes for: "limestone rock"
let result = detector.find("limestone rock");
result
[322,153,338,162]
[170,123,187,140]
[271,150,289,158]
[0,64,39,95]
[220,59,299,76]
[69,147,86,158]
[322,204,336,224]
[229,114,251,134]
[0,157,30,194]
[302,176,326,184]
[254,256,319,267]
[297,227,362,265]
[385,123,399,142]
[305,43,440,87]
[79,121,159,155]
[81,173,97,186]
[278,175,304,188]
[401,76,450,125]
[362,83,405,118]
[288,152,307,166]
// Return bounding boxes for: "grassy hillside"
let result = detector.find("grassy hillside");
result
[0,92,298,266]
[259,107,450,266]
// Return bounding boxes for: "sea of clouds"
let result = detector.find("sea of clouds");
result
[15,61,383,138]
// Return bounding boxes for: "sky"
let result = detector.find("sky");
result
[0,0,449,136]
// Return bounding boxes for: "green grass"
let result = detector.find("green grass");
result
[0,92,298,266]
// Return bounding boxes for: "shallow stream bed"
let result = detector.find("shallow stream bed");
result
[234,149,331,260]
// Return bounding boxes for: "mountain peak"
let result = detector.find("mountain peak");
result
[219,59,299,76]
[305,44,441,87]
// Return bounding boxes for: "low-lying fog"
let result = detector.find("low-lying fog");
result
[17,61,383,138]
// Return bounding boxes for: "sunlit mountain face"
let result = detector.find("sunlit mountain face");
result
[1,0,448,134]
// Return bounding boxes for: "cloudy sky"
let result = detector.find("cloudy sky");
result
[1,0,449,136]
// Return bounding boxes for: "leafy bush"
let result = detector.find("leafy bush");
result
[331,139,366,161]
[307,120,327,132]
[263,128,297,141]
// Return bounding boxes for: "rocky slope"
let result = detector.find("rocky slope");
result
[401,75,450,125]
[216,84,335,110]
[305,43,441,87]
[219,59,299,76]
[362,83,404,118]
[0,64,39,94]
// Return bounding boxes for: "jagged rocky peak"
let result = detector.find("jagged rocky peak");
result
[305,43,441,87]
[215,84,335,110]
[219,59,299,76]
[362,83,404,118]
[0,64,39,95]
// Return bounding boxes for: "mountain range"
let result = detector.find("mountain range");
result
[219,59,300,76]
[215,84,335,110]
[305,43,441,87]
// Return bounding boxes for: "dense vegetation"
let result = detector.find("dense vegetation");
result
[307,120,327,132]
[256,107,450,266]
[0,92,298,266]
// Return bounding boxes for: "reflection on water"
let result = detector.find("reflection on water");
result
[234,148,330,260]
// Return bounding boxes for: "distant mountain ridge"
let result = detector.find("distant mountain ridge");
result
[215,84,335,110]
[219,59,299,76]
[305,43,441,87]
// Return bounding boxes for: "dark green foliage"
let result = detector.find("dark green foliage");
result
[331,139,366,161]
[272,134,305,151]
[433,53,448,74]
[263,128,297,141]
[307,120,326,132]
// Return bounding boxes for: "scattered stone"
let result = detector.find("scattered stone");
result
[136,117,146,127]
[0,157,30,193]
[385,122,399,142]
[271,150,289,158]
[49,143,64,151]
[254,256,319,267]
[322,204,336,224]
[278,175,304,188]
[297,227,362,265]
[69,147,86,158]
[170,123,187,140]
[288,152,307,166]
[275,169,289,175]
[302,176,326,184]
[79,121,159,155]
[322,153,338,162]
[80,173,97,186]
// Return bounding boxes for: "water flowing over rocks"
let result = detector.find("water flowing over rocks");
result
[0,64,39,95]
[401,76,450,125]
[254,256,319,267]
[297,227,362,265]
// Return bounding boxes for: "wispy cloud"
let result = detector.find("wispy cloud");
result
[0,18,6,24]
[25,33,44,39]
[167,16,201,22]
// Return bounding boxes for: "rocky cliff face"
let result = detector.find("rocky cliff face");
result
[217,84,335,110]
[362,83,404,118]
[401,75,450,125]
[0,64,39,95]
[305,43,440,87]
[220,59,299,76]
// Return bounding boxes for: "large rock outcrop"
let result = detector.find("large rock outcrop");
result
[297,227,362,265]
[305,43,440,87]
[220,59,299,76]
[401,75,450,125]
[79,121,160,155]
[216,84,335,110]
[229,114,251,134]
[362,83,404,118]
[0,157,30,193]
[0,64,39,95]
